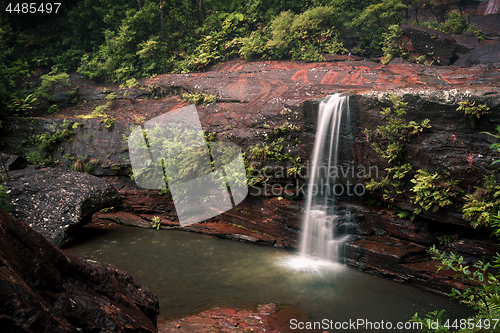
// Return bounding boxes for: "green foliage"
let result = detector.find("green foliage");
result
[463,175,500,228]
[77,25,137,82]
[92,102,111,117]
[47,105,58,115]
[367,94,431,164]
[182,92,217,105]
[365,95,432,206]
[102,117,114,130]
[436,234,453,245]
[412,247,500,333]
[457,101,490,129]
[0,23,33,123]
[85,158,100,174]
[72,156,100,174]
[6,94,37,117]
[151,216,161,230]
[366,163,412,202]
[239,6,346,61]
[244,131,304,186]
[205,131,217,142]
[381,24,407,64]
[77,102,114,125]
[432,246,500,325]
[130,124,246,198]
[410,169,458,213]
[410,309,450,333]
[438,10,469,34]
[35,67,70,102]
[273,123,301,134]
[27,122,74,166]
[350,0,407,49]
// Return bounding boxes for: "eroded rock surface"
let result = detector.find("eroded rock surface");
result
[0,209,159,333]
[454,43,500,67]
[4,165,121,248]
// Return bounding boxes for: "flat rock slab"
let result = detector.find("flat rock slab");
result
[146,59,500,110]
[157,303,318,333]
[92,211,279,246]
[4,165,121,248]
[0,209,159,333]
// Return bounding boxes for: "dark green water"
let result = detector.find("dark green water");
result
[67,226,473,328]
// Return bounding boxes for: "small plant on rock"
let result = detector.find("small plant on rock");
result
[71,158,85,172]
[457,101,490,129]
[35,67,71,102]
[463,175,500,228]
[410,169,459,214]
[151,216,161,230]
[381,24,407,64]
[182,92,217,106]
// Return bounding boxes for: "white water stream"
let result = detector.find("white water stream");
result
[299,94,349,261]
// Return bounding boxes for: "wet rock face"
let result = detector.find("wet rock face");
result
[4,165,121,248]
[0,209,159,333]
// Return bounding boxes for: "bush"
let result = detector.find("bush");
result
[350,0,407,49]
[77,25,137,82]
[410,169,459,213]
[238,6,346,61]
[438,10,469,34]
[35,67,70,102]
[463,175,500,228]
[412,245,500,333]
[381,24,407,64]
[457,101,490,129]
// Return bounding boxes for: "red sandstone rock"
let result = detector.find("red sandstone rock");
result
[0,209,159,332]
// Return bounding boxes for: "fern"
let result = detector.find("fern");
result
[463,175,500,228]
[410,169,458,212]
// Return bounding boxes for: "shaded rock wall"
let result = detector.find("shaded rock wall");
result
[0,209,159,333]
[352,88,500,225]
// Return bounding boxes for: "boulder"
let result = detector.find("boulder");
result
[4,165,121,248]
[452,32,479,58]
[400,24,462,65]
[453,43,500,67]
[0,209,159,333]
[0,153,28,172]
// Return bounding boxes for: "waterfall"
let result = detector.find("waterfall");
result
[299,93,349,261]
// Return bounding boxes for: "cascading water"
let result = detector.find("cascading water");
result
[299,93,349,261]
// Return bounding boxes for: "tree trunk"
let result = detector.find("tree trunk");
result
[160,1,165,41]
